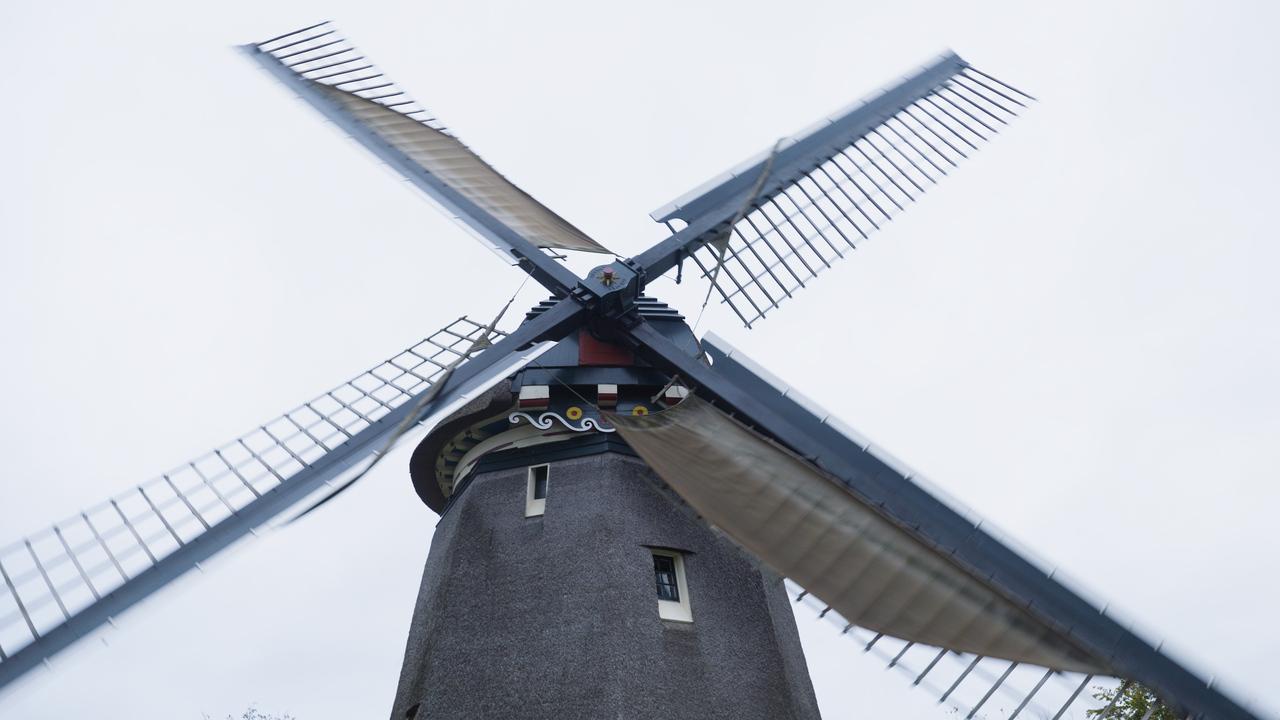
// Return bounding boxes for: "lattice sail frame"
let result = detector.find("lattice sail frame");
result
[244,22,609,258]
[788,581,1122,720]
[669,62,1034,327]
[0,317,503,664]
[249,21,449,134]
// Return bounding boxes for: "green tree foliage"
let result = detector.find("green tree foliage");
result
[1088,683,1179,719]
[203,705,295,720]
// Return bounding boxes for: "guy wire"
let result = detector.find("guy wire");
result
[693,138,785,333]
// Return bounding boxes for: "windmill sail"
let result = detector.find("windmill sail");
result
[635,53,1032,327]
[613,330,1259,720]
[611,392,1101,674]
[613,393,1118,718]
[0,313,555,691]
[242,23,610,260]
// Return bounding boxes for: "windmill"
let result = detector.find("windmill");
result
[0,20,1266,720]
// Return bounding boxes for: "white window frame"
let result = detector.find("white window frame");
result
[652,549,692,622]
[525,463,549,517]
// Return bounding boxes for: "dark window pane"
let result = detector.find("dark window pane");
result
[653,554,680,601]
[532,465,548,500]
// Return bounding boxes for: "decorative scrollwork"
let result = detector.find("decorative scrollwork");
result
[508,410,616,434]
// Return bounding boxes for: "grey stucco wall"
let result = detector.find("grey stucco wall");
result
[390,450,822,720]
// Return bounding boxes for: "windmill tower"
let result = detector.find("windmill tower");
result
[0,21,1269,720]
[389,303,822,719]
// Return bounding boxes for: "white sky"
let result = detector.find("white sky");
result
[1,1,1278,718]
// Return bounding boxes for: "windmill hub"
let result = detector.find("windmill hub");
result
[574,259,645,324]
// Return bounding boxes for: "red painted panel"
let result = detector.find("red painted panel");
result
[578,329,635,366]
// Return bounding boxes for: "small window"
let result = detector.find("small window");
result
[654,555,679,601]
[651,550,692,622]
[525,464,549,517]
[531,465,548,500]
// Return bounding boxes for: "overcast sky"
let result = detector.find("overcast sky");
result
[1,1,1278,718]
